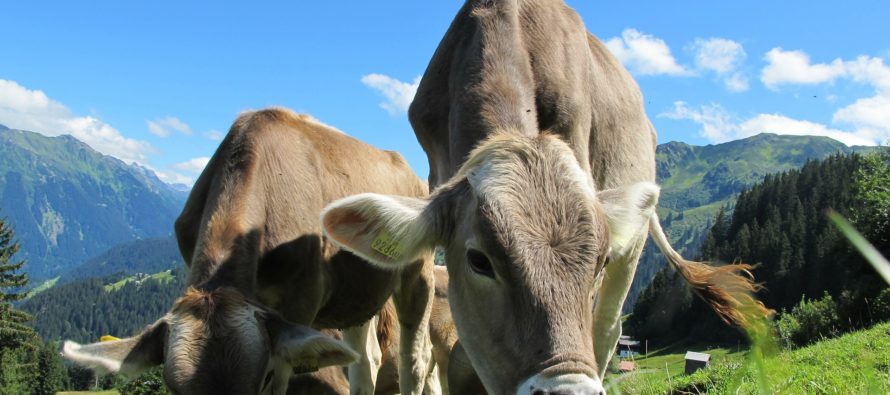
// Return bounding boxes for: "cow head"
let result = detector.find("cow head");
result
[62,286,358,395]
[322,133,658,394]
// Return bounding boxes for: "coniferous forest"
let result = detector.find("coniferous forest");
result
[628,151,890,345]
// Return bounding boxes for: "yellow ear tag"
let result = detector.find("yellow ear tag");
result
[100,335,120,342]
[371,231,405,260]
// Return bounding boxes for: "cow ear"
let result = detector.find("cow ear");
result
[61,320,167,377]
[599,182,660,257]
[265,314,359,373]
[322,193,435,267]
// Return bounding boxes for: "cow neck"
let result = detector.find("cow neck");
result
[186,241,261,298]
[466,0,538,139]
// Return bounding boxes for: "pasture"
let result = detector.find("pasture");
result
[610,321,890,394]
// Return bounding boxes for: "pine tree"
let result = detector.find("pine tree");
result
[0,217,36,351]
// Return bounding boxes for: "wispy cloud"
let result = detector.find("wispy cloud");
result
[147,116,193,137]
[361,73,421,115]
[661,101,877,146]
[690,38,749,92]
[759,49,890,143]
[0,79,155,165]
[604,29,691,76]
[203,129,224,141]
[174,157,210,174]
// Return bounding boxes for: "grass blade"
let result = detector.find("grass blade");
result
[827,210,890,285]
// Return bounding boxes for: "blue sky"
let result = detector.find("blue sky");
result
[1,1,888,184]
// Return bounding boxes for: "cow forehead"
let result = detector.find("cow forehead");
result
[459,134,608,272]
[165,289,269,382]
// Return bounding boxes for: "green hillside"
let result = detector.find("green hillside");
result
[625,133,874,311]
[19,269,186,343]
[63,235,183,283]
[0,126,187,281]
[614,321,890,394]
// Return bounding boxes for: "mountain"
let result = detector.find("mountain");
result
[62,235,183,283]
[0,126,188,281]
[624,133,875,311]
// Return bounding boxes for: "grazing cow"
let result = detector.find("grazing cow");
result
[289,266,455,395]
[62,108,436,395]
[321,1,767,394]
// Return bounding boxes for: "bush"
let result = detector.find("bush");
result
[871,288,890,322]
[775,292,840,348]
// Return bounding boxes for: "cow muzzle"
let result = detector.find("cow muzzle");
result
[517,373,605,395]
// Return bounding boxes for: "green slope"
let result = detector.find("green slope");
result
[0,126,187,281]
[614,321,890,394]
[626,133,874,311]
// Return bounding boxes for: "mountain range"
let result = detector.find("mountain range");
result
[0,124,187,281]
[0,125,876,313]
[624,133,874,310]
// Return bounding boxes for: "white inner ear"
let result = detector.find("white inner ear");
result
[322,193,432,267]
[62,341,123,374]
[601,182,660,257]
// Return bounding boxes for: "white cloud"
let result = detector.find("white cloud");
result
[758,49,890,143]
[691,38,746,74]
[689,38,749,92]
[0,79,155,165]
[174,157,210,174]
[725,73,750,92]
[361,74,420,115]
[738,113,875,146]
[147,116,192,137]
[604,29,691,76]
[660,101,737,142]
[761,48,846,88]
[660,101,878,146]
[154,169,194,185]
[203,129,224,141]
[832,95,890,141]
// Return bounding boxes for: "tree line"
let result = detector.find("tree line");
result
[628,151,890,345]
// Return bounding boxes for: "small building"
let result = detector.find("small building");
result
[684,351,711,374]
[616,336,641,358]
[618,360,635,373]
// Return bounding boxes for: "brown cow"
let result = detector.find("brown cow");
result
[321,1,767,394]
[289,266,455,395]
[62,108,436,395]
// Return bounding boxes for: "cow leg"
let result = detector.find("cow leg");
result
[343,318,382,395]
[423,362,443,395]
[591,232,647,379]
[392,258,435,395]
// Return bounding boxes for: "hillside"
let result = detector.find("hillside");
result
[625,133,874,310]
[19,268,186,343]
[0,125,187,281]
[615,321,890,394]
[62,235,183,283]
[628,152,889,343]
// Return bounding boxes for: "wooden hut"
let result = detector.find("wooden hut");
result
[684,351,711,374]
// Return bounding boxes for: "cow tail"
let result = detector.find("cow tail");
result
[648,213,772,327]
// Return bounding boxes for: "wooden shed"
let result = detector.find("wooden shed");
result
[684,351,711,374]
[618,360,635,373]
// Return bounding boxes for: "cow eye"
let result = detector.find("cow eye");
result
[466,249,494,278]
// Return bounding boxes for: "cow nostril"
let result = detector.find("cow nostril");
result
[532,391,548,395]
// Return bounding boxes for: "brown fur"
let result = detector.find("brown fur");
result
[404,0,768,391]
[63,108,435,395]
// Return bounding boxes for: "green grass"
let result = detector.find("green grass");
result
[57,391,119,395]
[24,276,60,300]
[610,322,890,394]
[104,270,174,292]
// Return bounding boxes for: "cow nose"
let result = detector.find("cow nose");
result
[519,373,605,395]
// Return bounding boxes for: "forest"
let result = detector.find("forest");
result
[628,151,890,345]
